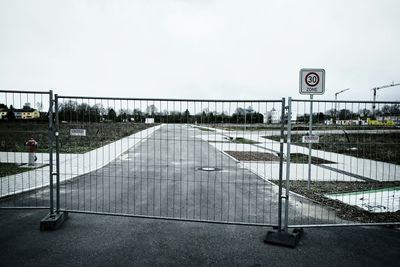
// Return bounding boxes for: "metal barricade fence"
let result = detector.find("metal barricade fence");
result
[0,90,53,209]
[1,90,399,233]
[52,96,287,226]
[284,98,400,227]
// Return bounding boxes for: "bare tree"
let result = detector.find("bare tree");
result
[35,102,43,112]
[146,104,158,116]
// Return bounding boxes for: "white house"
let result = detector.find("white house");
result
[264,108,297,124]
[145,118,155,124]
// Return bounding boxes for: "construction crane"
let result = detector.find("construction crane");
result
[372,82,400,117]
[334,88,350,123]
[335,88,350,100]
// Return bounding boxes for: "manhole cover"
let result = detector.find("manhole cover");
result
[197,167,222,171]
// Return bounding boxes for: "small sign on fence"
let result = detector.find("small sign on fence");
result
[70,129,86,137]
[302,135,319,143]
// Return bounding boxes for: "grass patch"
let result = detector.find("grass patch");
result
[291,125,397,131]
[0,121,155,154]
[210,124,397,132]
[0,163,33,177]
[231,137,260,144]
[194,126,215,132]
[58,123,154,153]
[214,125,281,131]
[224,151,335,164]
[267,132,400,165]
[289,153,336,164]
[225,151,280,161]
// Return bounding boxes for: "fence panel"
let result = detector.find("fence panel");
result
[53,96,287,226]
[284,99,400,227]
[0,90,52,209]
[3,91,398,229]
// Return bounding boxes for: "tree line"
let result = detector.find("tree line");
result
[297,104,400,123]
[57,101,265,123]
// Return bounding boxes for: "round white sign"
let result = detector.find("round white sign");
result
[305,72,320,87]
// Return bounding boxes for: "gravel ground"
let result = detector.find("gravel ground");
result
[224,151,280,161]
[224,150,334,164]
[225,149,400,223]
[272,180,400,223]
[289,153,336,164]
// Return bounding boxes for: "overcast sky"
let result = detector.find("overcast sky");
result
[0,0,399,101]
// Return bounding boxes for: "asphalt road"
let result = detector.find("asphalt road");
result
[1,124,400,266]
[0,209,399,266]
[1,124,341,225]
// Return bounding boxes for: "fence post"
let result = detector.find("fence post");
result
[307,95,313,190]
[284,97,293,232]
[277,98,286,231]
[265,97,303,247]
[40,91,68,230]
[48,90,54,216]
[55,95,60,213]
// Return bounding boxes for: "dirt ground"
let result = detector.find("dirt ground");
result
[224,151,280,161]
[0,121,153,153]
[58,122,153,153]
[222,150,399,223]
[224,150,334,164]
[266,132,400,164]
[272,180,400,223]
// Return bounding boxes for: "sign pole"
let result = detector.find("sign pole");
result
[308,95,313,190]
[299,68,324,190]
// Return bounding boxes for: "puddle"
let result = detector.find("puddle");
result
[197,167,222,172]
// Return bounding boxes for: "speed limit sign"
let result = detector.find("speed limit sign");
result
[299,68,325,95]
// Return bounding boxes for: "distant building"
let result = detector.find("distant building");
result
[264,108,297,124]
[336,119,367,126]
[271,109,281,123]
[376,116,400,125]
[14,110,22,119]
[264,108,281,124]
[145,118,155,124]
[20,109,40,119]
[324,116,399,126]
[0,104,40,120]
[0,109,7,119]
[367,117,398,126]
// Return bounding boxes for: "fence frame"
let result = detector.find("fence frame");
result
[0,89,53,210]
[50,95,288,229]
[284,98,400,228]
[1,90,399,245]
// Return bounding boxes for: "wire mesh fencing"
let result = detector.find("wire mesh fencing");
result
[0,90,53,208]
[1,91,399,228]
[53,96,288,226]
[284,99,400,227]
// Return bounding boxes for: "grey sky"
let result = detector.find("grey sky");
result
[0,0,399,101]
